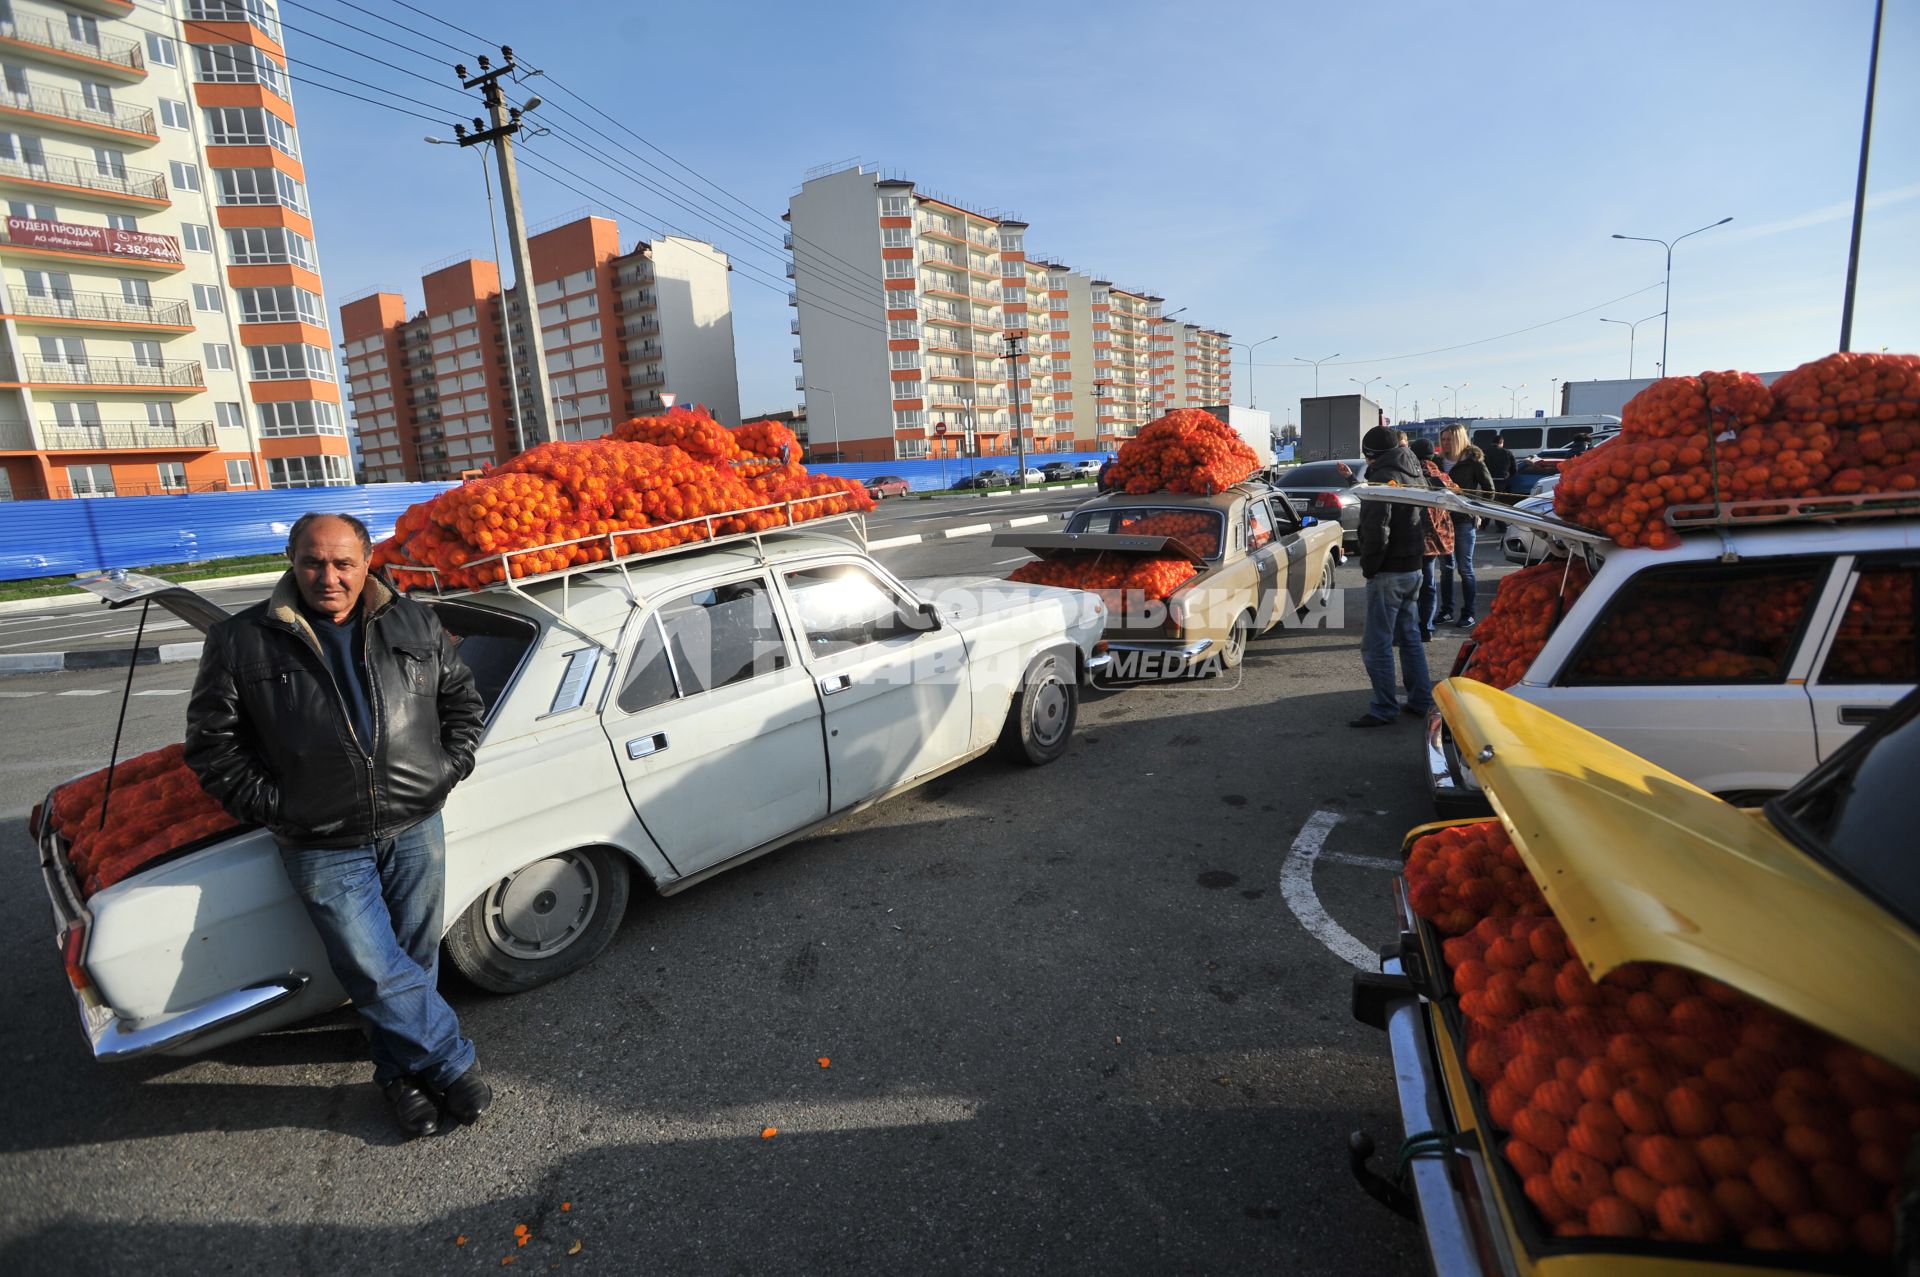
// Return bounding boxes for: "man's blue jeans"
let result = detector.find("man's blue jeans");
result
[1362,570,1432,722]
[280,812,475,1089]
[1439,521,1479,616]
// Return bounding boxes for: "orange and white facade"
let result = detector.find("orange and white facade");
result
[1158,323,1231,412]
[0,0,349,500]
[786,163,1226,462]
[341,216,738,484]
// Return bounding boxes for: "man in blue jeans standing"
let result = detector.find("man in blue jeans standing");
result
[187,513,489,1139]
[1351,425,1433,728]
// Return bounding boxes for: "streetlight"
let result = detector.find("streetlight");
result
[1295,352,1340,398]
[1502,384,1526,416]
[1442,382,1468,416]
[1612,217,1733,376]
[1384,382,1410,421]
[426,133,528,456]
[1229,335,1278,408]
[1350,375,1383,401]
[805,385,839,458]
[1598,311,1665,379]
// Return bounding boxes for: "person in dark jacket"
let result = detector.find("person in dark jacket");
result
[1482,432,1517,494]
[1435,423,1494,627]
[186,512,489,1139]
[1408,438,1456,639]
[1352,425,1433,728]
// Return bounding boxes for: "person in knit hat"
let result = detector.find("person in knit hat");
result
[1351,424,1432,728]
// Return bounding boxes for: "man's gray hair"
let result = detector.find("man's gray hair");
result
[287,512,373,558]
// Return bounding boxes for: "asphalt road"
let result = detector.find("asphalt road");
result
[0,516,1517,1276]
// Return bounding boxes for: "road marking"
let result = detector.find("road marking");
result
[1319,851,1402,872]
[1007,514,1049,528]
[0,690,39,698]
[132,688,188,696]
[57,689,114,697]
[943,523,993,539]
[1279,809,1377,971]
[868,534,923,550]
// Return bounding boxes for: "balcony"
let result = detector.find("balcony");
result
[3,287,191,331]
[0,83,157,144]
[0,216,182,271]
[0,14,145,79]
[417,425,444,443]
[615,292,656,313]
[619,320,660,340]
[6,355,203,390]
[0,419,215,451]
[65,0,137,14]
[614,264,654,287]
[789,317,800,335]
[626,369,665,390]
[0,152,166,207]
[792,345,803,364]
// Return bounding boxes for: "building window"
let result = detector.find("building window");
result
[66,464,114,497]
[159,99,191,130]
[892,409,922,428]
[225,458,254,488]
[247,343,333,381]
[267,454,352,488]
[215,166,307,213]
[203,342,233,370]
[879,195,910,216]
[202,106,297,157]
[144,33,178,66]
[67,13,101,46]
[186,0,282,43]
[893,379,922,400]
[93,148,128,179]
[888,349,921,369]
[236,284,325,326]
[191,284,222,312]
[1002,287,1023,304]
[191,43,287,96]
[883,258,914,279]
[9,199,55,221]
[168,161,201,192]
[258,400,342,436]
[225,226,314,268]
[0,132,45,167]
[156,461,187,491]
[181,223,213,252]
[886,319,916,339]
[895,438,928,459]
[881,227,910,248]
[214,401,244,430]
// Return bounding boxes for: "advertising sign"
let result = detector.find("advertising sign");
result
[5,216,181,263]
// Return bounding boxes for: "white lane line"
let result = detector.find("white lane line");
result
[1279,809,1377,971]
[57,689,114,697]
[868,534,923,550]
[943,523,993,539]
[0,690,40,698]
[132,688,189,696]
[986,556,1029,566]
[1319,851,1402,872]
[1007,515,1049,528]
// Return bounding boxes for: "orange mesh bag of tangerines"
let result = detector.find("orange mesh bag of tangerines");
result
[1405,820,1916,1257]
[1105,409,1261,495]
[1456,558,1594,690]
[47,744,244,898]
[1006,554,1196,611]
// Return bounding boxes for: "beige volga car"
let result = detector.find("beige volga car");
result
[998,482,1345,676]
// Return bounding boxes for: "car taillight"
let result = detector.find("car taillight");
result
[62,923,90,991]
[1166,599,1186,631]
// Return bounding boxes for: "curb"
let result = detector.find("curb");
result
[0,640,203,676]
[869,509,1067,552]
[0,569,284,616]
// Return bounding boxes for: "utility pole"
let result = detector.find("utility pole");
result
[1003,328,1028,477]
[454,49,554,447]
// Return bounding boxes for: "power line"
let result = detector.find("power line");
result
[386,0,496,48]
[317,0,471,59]
[287,73,445,124]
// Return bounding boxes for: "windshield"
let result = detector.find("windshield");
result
[1067,507,1225,558]
[1275,461,1359,487]
[425,599,539,718]
[1767,689,1920,932]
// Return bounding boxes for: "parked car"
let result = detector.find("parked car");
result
[1042,460,1101,482]
[1364,484,1920,813]
[1267,457,1364,548]
[1015,467,1047,488]
[953,470,1010,490]
[36,519,1110,1060]
[1353,676,1920,1277]
[864,475,911,500]
[1499,492,1560,563]
[996,481,1344,674]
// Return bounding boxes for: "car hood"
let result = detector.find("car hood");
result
[904,573,1106,631]
[1436,676,1920,1076]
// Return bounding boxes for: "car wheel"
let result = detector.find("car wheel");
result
[997,649,1078,766]
[1219,610,1252,671]
[1302,555,1337,616]
[444,846,631,994]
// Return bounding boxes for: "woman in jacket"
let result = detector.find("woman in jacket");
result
[1435,424,1493,627]
[1407,438,1456,640]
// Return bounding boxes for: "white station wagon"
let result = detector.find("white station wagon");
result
[38,518,1108,1060]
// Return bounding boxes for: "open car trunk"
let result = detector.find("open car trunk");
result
[992,530,1211,633]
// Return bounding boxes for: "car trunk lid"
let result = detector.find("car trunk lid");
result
[1436,674,1920,1075]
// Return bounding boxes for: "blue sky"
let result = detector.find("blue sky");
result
[293,0,1919,425]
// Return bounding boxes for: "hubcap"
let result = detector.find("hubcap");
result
[1030,675,1069,747]
[483,852,600,959]
[1227,617,1248,660]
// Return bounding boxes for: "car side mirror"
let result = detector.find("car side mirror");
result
[1300,515,1319,527]
[903,599,942,632]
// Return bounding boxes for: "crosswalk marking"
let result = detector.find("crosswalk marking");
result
[132,689,189,696]
[57,689,114,697]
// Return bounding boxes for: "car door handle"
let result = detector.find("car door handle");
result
[626,732,669,759]
[820,673,852,695]
[1838,706,1884,726]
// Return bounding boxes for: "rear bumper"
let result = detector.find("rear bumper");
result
[1426,708,1491,819]
[72,973,311,1061]
[1099,637,1215,659]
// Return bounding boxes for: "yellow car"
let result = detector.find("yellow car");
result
[1352,677,1918,1275]
[996,482,1344,678]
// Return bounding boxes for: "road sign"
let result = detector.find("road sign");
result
[933,421,948,435]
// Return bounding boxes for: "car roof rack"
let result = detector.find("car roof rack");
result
[1664,490,1920,530]
[384,501,868,641]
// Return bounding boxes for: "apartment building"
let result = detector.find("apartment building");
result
[786,163,1228,462]
[0,0,350,500]
[1158,323,1231,412]
[340,216,739,484]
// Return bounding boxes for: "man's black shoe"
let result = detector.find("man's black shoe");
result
[438,1067,492,1124]
[383,1077,440,1139]
[1348,713,1395,728]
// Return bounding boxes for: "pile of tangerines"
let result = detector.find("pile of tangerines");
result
[1105,409,1261,495]
[1826,570,1914,682]
[371,408,873,590]
[1408,819,1916,1256]
[47,744,240,898]
[1458,558,1593,689]
[1564,574,1816,682]
[1113,510,1222,557]
[1006,554,1196,610]
[1551,352,1919,549]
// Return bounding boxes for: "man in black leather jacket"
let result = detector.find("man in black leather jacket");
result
[186,512,489,1139]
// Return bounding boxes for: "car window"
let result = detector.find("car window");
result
[1562,559,1830,686]
[1819,562,1917,685]
[424,599,538,716]
[618,579,788,711]
[1546,426,1591,446]
[1266,493,1303,530]
[1276,461,1357,487]
[1246,500,1275,551]
[1067,507,1224,558]
[784,563,918,656]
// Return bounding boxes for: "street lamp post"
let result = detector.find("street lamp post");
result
[1442,383,1468,417]
[1598,312,1665,380]
[1350,375,1383,402]
[1294,352,1340,398]
[1611,217,1733,376]
[1502,384,1526,416]
[1228,335,1278,408]
[1384,383,1410,421]
[806,385,839,458]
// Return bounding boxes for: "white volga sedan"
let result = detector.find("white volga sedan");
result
[39,521,1108,1060]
